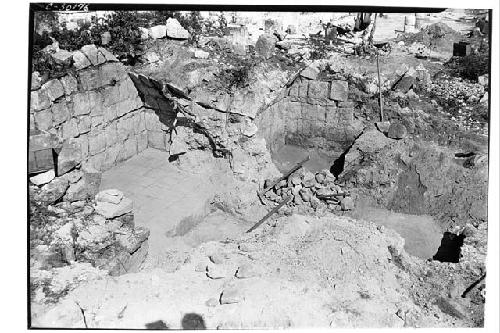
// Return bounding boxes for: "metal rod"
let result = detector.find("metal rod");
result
[376,52,384,122]
[246,195,292,233]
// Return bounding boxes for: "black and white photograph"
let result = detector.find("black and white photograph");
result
[16,0,499,330]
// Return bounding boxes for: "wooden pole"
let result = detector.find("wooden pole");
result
[376,52,384,122]
[246,195,292,233]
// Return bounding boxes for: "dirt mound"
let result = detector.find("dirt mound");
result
[33,213,472,329]
[398,22,464,54]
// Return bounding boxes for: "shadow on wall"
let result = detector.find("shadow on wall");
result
[144,313,206,330]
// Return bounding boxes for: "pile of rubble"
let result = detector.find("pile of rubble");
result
[262,167,354,213]
[30,185,150,304]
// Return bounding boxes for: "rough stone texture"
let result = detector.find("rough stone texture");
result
[36,177,70,203]
[329,80,348,101]
[255,34,277,59]
[166,18,190,39]
[95,197,133,219]
[394,76,415,93]
[30,170,56,186]
[57,141,82,176]
[30,45,145,174]
[42,79,65,102]
[51,50,73,66]
[81,44,106,66]
[72,50,91,70]
[388,122,408,139]
[300,66,320,80]
[149,25,167,39]
[60,75,78,95]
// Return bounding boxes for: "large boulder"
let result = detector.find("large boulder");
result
[255,34,277,59]
[166,18,190,39]
[30,170,55,186]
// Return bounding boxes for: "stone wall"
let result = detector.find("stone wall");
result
[255,73,364,154]
[30,45,146,173]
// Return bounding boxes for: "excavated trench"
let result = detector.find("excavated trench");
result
[126,64,479,264]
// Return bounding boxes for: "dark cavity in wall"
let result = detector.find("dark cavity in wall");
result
[432,232,466,263]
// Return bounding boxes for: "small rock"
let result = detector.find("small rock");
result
[209,253,225,265]
[375,121,391,134]
[138,27,149,40]
[315,173,326,184]
[149,25,167,39]
[96,189,124,204]
[101,31,112,45]
[206,264,226,279]
[394,76,415,93]
[238,243,257,252]
[340,196,354,211]
[236,264,259,279]
[195,262,207,272]
[477,74,488,86]
[387,122,408,139]
[30,169,55,186]
[255,34,277,59]
[51,49,73,66]
[205,298,219,307]
[301,65,320,80]
[194,49,209,59]
[220,288,243,304]
[36,177,69,203]
[95,197,133,219]
[31,71,42,90]
[290,174,302,185]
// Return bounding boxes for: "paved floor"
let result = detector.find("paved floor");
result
[100,148,216,258]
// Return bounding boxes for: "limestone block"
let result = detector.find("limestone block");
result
[149,25,167,39]
[330,80,348,101]
[72,50,91,70]
[72,92,92,116]
[78,115,91,134]
[166,18,189,39]
[301,65,319,80]
[147,131,167,151]
[105,123,118,147]
[62,117,79,139]
[86,152,106,171]
[81,44,106,66]
[117,115,134,142]
[308,81,329,99]
[30,170,55,186]
[98,47,119,62]
[60,74,78,95]
[95,197,133,219]
[88,132,106,156]
[91,115,104,129]
[36,177,69,204]
[102,104,118,123]
[51,100,70,126]
[42,79,65,102]
[51,49,73,66]
[31,72,42,91]
[34,108,53,131]
[31,90,51,111]
[137,131,148,152]
[297,80,309,98]
[102,143,121,170]
[117,137,138,162]
[57,140,82,176]
[144,111,162,131]
[115,97,143,118]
